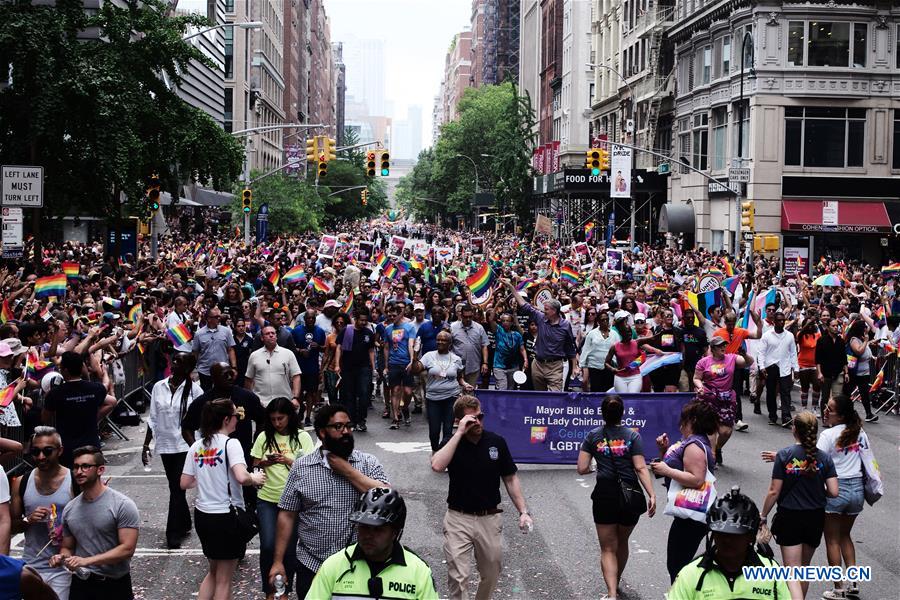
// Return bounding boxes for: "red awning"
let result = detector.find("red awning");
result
[781,200,892,234]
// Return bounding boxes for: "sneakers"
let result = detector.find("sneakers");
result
[865,414,879,423]
[355,422,367,432]
[822,588,846,599]
[382,410,390,419]
[846,582,860,597]
[735,420,749,432]
[768,420,780,426]
[389,420,400,430]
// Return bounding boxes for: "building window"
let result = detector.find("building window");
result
[853,24,867,67]
[711,230,724,253]
[224,0,234,11]
[789,22,868,68]
[678,117,690,174]
[788,22,804,66]
[784,107,865,168]
[897,25,900,69]
[732,100,750,160]
[224,88,233,133]
[893,113,899,170]
[711,108,727,170]
[702,45,711,84]
[224,27,233,79]
[721,35,731,76]
[692,112,708,171]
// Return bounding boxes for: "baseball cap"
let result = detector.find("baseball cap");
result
[613,310,631,322]
[323,299,342,309]
[634,313,647,322]
[2,339,27,356]
[0,343,12,358]
[709,335,727,347]
[413,303,425,311]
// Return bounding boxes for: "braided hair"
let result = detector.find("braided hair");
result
[793,411,819,474]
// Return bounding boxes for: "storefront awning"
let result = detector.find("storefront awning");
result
[781,200,892,234]
[658,203,695,234]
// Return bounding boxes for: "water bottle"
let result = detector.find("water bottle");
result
[273,574,286,598]
[253,466,265,489]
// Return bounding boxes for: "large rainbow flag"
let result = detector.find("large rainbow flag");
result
[466,263,495,297]
[283,266,306,285]
[560,264,580,284]
[62,262,80,279]
[34,274,66,299]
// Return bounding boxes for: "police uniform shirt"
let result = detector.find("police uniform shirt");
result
[445,431,517,512]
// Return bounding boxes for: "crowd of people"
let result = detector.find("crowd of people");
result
[0,218,891,599]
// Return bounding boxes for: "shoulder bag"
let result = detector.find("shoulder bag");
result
[224,438,260,543]
[603,427,647,515]
[664,441,717,523]
[860,439,883,506]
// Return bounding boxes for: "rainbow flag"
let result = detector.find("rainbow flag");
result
[39,305,51,321]
[874,305,886,321]
[0,300,13,324]
[283,265,306,285]
[741,289,756,329]
[627,351,647,370]
[34,274,66,299]
[25,351,53,381]
[652,282,668,296]
[311,277,334,294]
[341,291,354,314]
[869,367,886,394]
[706,267,724,278]
[686,289,722,320]
[268,267,280,288]
[191,242,203,258]
[102,297,122,310]
[721,276,740,296]
[383,263,399,280]
[465,263,496,297]
[881,263,900,279]
[516,279,536,292]
[549,257,560,280]
[0,383,16,408]
[215,243,227,254]
[127,304,142,324]
[720,258,735,277]
[166,322,193,346]
[396,260,411,274]
[409,259,425,272]
[374,251,389,270]
[584,222,596,241]
[218,265,233,279]
[62,262,80,279]
[559,264,580,284]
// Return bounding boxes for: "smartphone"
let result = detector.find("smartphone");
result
[266,454,279,461]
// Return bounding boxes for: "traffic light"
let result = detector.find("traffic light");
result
[741,200,754,230]
[325,138,337,161]
[366,152,377,177]
[598,148,610,171]
[318,156,328,178]
[379,151,390,176]
[147,175,161,213]
[361,189,368,206]
[585,149,601,176]
[305,136,318,164]
[241,188,252,213]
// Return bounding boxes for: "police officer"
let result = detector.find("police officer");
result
[305,488,437,599]
[668,486,791,599]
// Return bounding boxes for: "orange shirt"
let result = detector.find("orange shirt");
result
[713,327,751,355]
[797,332,821,369]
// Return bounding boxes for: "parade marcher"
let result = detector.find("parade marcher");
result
[192,307,236,392]
[321,312,349,408]
[579,310,619,393]
[796,315,822,411]
[143,351,203,549]
[668,486,790,600]
[431,395,533,600]
[413,330,473,451]
[680,308,709,392]
[815,319,848,421]
[714,308,762,428]
[334,307,377,431]
[250,398,314,600]
[607,316,644,393]
[759,312,799,427]
[166,295,195,353]
[382,305,416,429]
[270,405,389,599]
[759,412,838,599]
[844,320,879,423]
[10,426,75,599]
[306,488,437,600]
[181,399,266,600]
[245,325,302,408]
[231,318,253,387]
[449,304,489,388]
[50,446,140,600]
[291,309,327,426]
[491,313,526,390]
[576,396,655,600]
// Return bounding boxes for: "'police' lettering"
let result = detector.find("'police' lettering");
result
[388,581,416,594]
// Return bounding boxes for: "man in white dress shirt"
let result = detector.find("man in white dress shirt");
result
[758,311,798,427]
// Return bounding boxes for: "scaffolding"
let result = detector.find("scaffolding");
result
[482,0,520,85]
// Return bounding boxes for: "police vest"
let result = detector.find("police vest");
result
[667,550,791,600]
[307,543,437,599]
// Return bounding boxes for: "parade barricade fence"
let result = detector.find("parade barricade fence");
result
[104,344,155,441]
[475,390,693,464]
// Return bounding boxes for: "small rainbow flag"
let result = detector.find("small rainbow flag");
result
[383,263,399,280]
[34,274,67,299]
[0,383,16,408]
[466,263,496,297]
[102,297,122,310]
[25,352,53,381]
[880,263,900,279]
[584,222,596,241]
[341,291,354,313]
[128,304,143,324]
[706,267,724,278]
[627,351,647,370]
[62,262,80,279]
[652,282,668,296]
[191,242,203,258]
[0,300,13,324]
[311,277,334,293]
[549,257,560,280]
[559,264,580,284]
[516,279,536,292]
[409,259,425,272]
[720,258,735,277]
[396,260,411,274]
[721,276,740,296]
[268,267,280,288]
[374,251,389,269]
[218,265,233,279]
[283,265,306,285]
[166,322,193,346]
[869,367,885,394]
[215,243,227,254]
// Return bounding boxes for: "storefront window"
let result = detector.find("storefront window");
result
[784,107,866,168]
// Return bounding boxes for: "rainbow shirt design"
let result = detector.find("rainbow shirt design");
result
[837,441,861,455]
[784,457,825,475]
[194,447,223,468]
[595,438,628,457]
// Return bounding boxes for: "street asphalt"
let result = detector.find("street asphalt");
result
[12,396,898,600]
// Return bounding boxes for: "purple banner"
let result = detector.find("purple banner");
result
[476,390,694,464]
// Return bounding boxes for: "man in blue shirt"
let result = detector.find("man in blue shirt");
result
[292,310,327,426]
[382,305,416,430]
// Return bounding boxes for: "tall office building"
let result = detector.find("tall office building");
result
[343,37,387,118]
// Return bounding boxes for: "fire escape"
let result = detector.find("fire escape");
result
[482,0,520,85]
[638,1,675,164]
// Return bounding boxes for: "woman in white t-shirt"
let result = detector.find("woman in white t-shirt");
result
[181,399,265,600]
[817,395,870,600]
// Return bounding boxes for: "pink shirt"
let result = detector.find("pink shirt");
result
[695,353,737,394]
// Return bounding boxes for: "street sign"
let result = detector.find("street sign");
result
[1,165,43,207]
[728,167,751,183]
[1,207,23,258]
[742,231,755,241]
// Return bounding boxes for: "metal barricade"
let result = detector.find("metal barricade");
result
[874,351,898,415]
[103,342,156,441]
[0,401,29,477]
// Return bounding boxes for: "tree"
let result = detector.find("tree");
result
[232,172,324,235]
[0,0,243,261]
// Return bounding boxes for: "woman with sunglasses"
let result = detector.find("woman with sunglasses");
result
[181,399,266,600]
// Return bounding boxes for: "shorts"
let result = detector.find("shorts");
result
[195,509,247,560]
[825,477,864,516]
[387,364,414,388]
[771,507,825,548]
[300,373,319,393]
[591,480,642,526]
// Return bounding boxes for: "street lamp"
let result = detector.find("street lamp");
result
[181,21,263,41]
[736,30,756,256]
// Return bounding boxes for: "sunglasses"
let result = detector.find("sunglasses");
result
[29,446,58,457]
[474,413,485,421]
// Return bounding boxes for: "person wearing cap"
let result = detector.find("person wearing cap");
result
[668,486,790,600]
[302,488,436,599]
[316,299,341,335]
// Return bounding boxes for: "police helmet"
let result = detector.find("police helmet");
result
[706,485,760,535]
[349,487,407,531]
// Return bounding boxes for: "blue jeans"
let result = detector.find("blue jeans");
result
[258,499,297,594]
[427,396,456,451]
[341,367,372,425]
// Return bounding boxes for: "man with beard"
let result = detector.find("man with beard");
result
[269,405,389,600]
[431,395,533,600]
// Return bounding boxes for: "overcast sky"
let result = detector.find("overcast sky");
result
[327,0,472,147]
